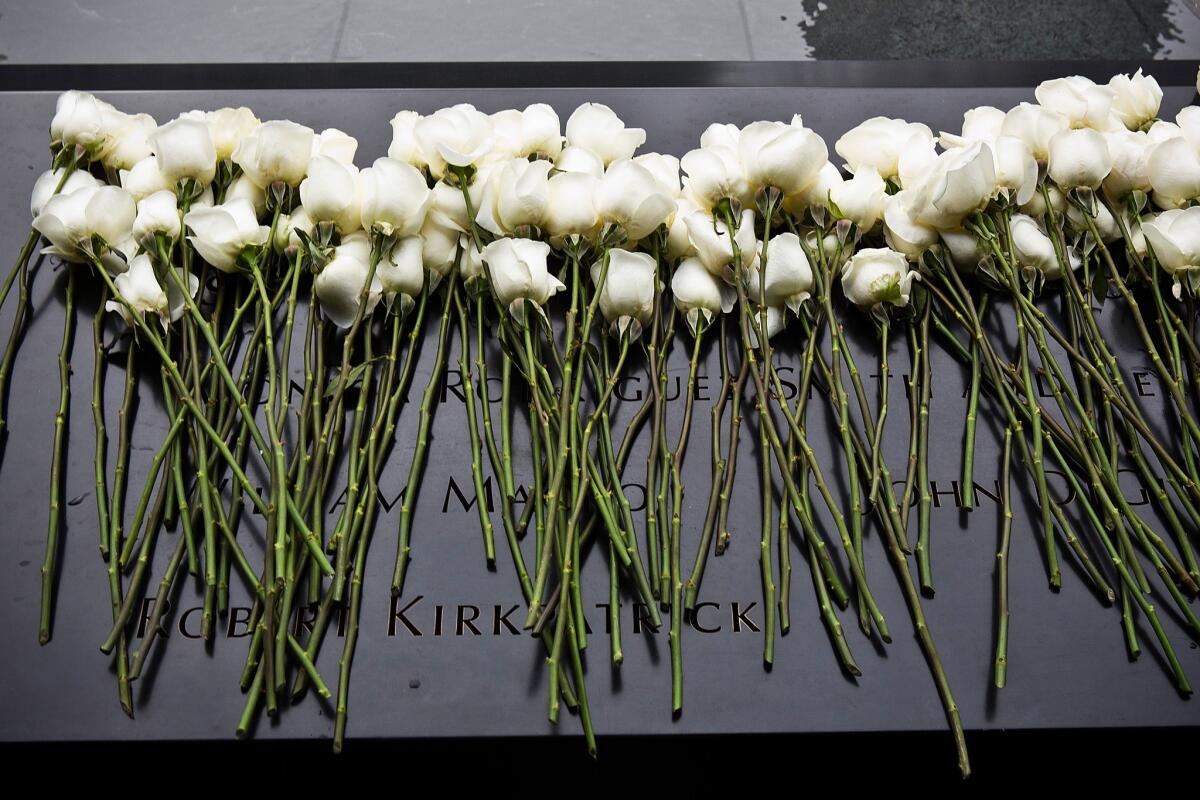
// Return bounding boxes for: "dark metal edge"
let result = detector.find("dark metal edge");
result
[0,60,1197,92]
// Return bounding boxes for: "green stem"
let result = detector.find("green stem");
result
[916,302,934,594]
[130,535,187,680]
[670,323,705,710]
[1015,281,1060,589]
[789,264,967,776]
[757,408,776,666]
[715,360,749,556]
[332,323,375,602]
[960,295,987,510]
[868,319,890,503]
[91,295,111,560]
[475,294,529,596]
[0,234,39,443]
[0,228,41,316]
[0,161,76,440]
[39,267,75,645]
[453,287,495,566]
[392,271,459,597]
[685,320,739,609]
[183,316,218,639]
[994,426,1013,688]
[900,321,921,537]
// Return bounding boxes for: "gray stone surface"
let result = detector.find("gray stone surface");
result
[335,0,751,61]
[0,0,1197,63]
[0,1,347,62]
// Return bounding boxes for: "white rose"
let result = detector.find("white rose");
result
[50,91,116,151]
[461,237,485,283]
[310,128,358,165]
[1179,106,1200,153]
[108,252,197,328]
[596,159,675,241]
[1047,128,1112,190]
[427,172,490,233]
[680,145,748,212]
[105,253,168,327]
[414,103,494,179]
[190,184,213,208]
[554,145,605,177]
[299,156,361,234]
[377,235,425,304]
[633,152,682,197]
[545,171,599,240]
[150,117,218,187]
[1102,130,1151,198]
[183,198,269,272]
[738,119,828,196]
[1108,70,1162,131]
[592,248,657,336]
[750,232,813,312]
[359,157,433,237]
[34,185,136,264]
[747,304,788,349]
[233,119,315,188]
[907,142,996,229]
[1010,212,1078,279]
[206,107,260,161]
[475,157,552,236]
[1035,75,1118,130]
[30,168,100,218]
[699,122,741,151]
[840,247,917,308]
[829,166,886,230]
[1143,207,1200,289]
[1123,208,1148,257]
[271,212,292,253]
[896,134,939,191]
[1147,136,1200,209]
[335,231,371,263]
[387,110,425,168]
[991,136,1039,206]
[784,161,843,216]
[284,206,313,250]
[120,155,173,200]
[665,195,701,261]
[939,105,1005,149]
[225,173,267,217]
[491,103,562,160]
[482,237,563,317]
[104,112,157,171]
[685,208,756,276]
[671,255,735,333]
[1146,119,1184,148]
[1065,198,1121,242]
[132,190,181,249]
[420,215,461,284]
[939,228,987,271]
[315,232,382,328]
[834,117,933,178]
[883,191,938,260]
[1019,183,1066,219]
[1001,102,1069,162]
[564,102,646,166]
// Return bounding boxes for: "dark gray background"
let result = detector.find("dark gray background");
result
[1,68,1199,745]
